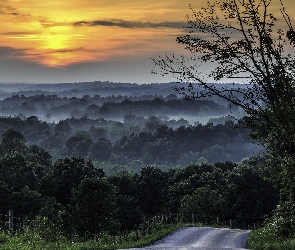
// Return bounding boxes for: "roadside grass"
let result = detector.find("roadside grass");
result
[0,223,192,250]
[247,226,295,250]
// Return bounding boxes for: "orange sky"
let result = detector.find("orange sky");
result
[0,0,294,83]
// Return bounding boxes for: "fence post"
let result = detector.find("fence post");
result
[119,231,122,244]
[177,213,179,224]
[230,219,232,229]
[8,210,13,235]
[217,216,219,225]
[22,215,28,231]
[141,221,145,236]
[192,214,195,224]
[147,220,150,234]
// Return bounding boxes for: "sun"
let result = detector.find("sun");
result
[37,25,79,66]
[42,34,68,50]
[41,25,72,48]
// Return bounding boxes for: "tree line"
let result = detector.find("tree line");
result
[0,127,278,238]
[0,116,260,169]
[0,94,231,120]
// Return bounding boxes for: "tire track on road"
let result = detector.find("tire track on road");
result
[121,226,251,250]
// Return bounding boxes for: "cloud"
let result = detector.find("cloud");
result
[73,19,187,29]
[0,46,31,58]
[46,47,85,54]
[0,31,40,36]
[0,46,52,64]
[0,5,18,15]
[0,5,30,18]
[38,17,68,28]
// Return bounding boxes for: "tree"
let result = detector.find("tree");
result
[180,186,223,224]
[109,171,142,230]
[27,144,52,169]
[136,166,168,216]
[0,152,39,191]
[11,186,42,218]
[73,138,94,158]
[54,120,72,136]
[0,128,27,155]
[41,136,62,151]
[40,157,105,205]
[225,158,279,227]
[70,177,117,235]
[89,137,112,161]
[153,0,295,201]
[64,132,89,156]
[0,181,12,214]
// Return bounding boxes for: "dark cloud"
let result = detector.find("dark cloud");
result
[0,46,86,63]
[46,47,85,54]
[0,5,18,15]
[74,19,187,29]
[39,18,68,28]
[0,46,31,58]
[0,5,30,18]
[0,46,53,64]
[0,31,40,36]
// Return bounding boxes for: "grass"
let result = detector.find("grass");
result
[0,223,189,250]
[247,226,295,250]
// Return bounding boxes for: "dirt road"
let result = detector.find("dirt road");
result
[121,226,251,250]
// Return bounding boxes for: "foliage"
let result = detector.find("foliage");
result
[248,225,295,250]
[0,127,278,244]
[153,0,295,241]
[0,222,187,250]
[180,185,223,224]
[0,128,27,155]
[153,0,295,198]
[0,114,260,168]
[70,177,118,235]
[136,166,168,216]
[40,157,105,205]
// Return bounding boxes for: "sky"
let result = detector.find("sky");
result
[0,0,294,84]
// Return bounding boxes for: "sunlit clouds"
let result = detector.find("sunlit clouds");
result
[0,0,192,68]
[0,0,294,83]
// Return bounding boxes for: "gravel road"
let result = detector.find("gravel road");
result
[120,227,251,250]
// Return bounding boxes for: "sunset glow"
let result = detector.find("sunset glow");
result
[0,0,191,67]
[0,0,294,83]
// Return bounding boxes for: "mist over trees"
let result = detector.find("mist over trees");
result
[2,0,295,247]
[0,81,238,122]
[0,80,273,239]
[0,81,260,168]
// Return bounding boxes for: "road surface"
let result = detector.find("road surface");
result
[121,227,251,250]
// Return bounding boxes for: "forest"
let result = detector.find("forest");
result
[2,0,295,248]
[0,127,277,238]
[0,82,259,169]
[0,82,275,243]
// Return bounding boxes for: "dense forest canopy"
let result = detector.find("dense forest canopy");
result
[0,81,274,239]
[0,125,278,236]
